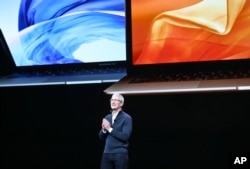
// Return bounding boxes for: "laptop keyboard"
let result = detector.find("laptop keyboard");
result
[130,69,250,83]
[9,67,126,78]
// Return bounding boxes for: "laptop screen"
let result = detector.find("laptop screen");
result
[130,0,250,66]
[0,0,126,67]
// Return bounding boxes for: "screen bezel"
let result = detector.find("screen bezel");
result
[126,0,250,75]
[0,0,127,69]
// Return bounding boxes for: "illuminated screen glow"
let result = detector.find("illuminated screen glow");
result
[131,0,250,65]
[0,0,126,66]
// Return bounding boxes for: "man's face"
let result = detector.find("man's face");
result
[110,95,123,111]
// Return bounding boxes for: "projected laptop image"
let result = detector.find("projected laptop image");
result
[0,0,127,87]
[105,0,250,94]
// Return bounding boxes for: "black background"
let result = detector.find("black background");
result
[1,83,250,169]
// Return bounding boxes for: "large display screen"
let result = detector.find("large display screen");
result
[0,0,126,66]
[131,0,250,65]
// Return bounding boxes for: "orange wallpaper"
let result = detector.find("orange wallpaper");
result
[132,0,250,65]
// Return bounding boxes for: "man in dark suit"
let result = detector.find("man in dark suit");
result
[99,93,132,169]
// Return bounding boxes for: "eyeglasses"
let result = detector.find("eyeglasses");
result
[110,99,121,102]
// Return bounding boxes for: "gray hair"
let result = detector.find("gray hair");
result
[112,93,124,103]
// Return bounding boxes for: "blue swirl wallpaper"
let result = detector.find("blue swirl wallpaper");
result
[0,0,126,66]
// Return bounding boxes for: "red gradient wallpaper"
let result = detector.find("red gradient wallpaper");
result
[132,0,250,65]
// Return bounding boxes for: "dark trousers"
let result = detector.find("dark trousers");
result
[101,153,128,169]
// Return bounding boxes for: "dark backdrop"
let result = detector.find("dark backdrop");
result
[1,84,250,169]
